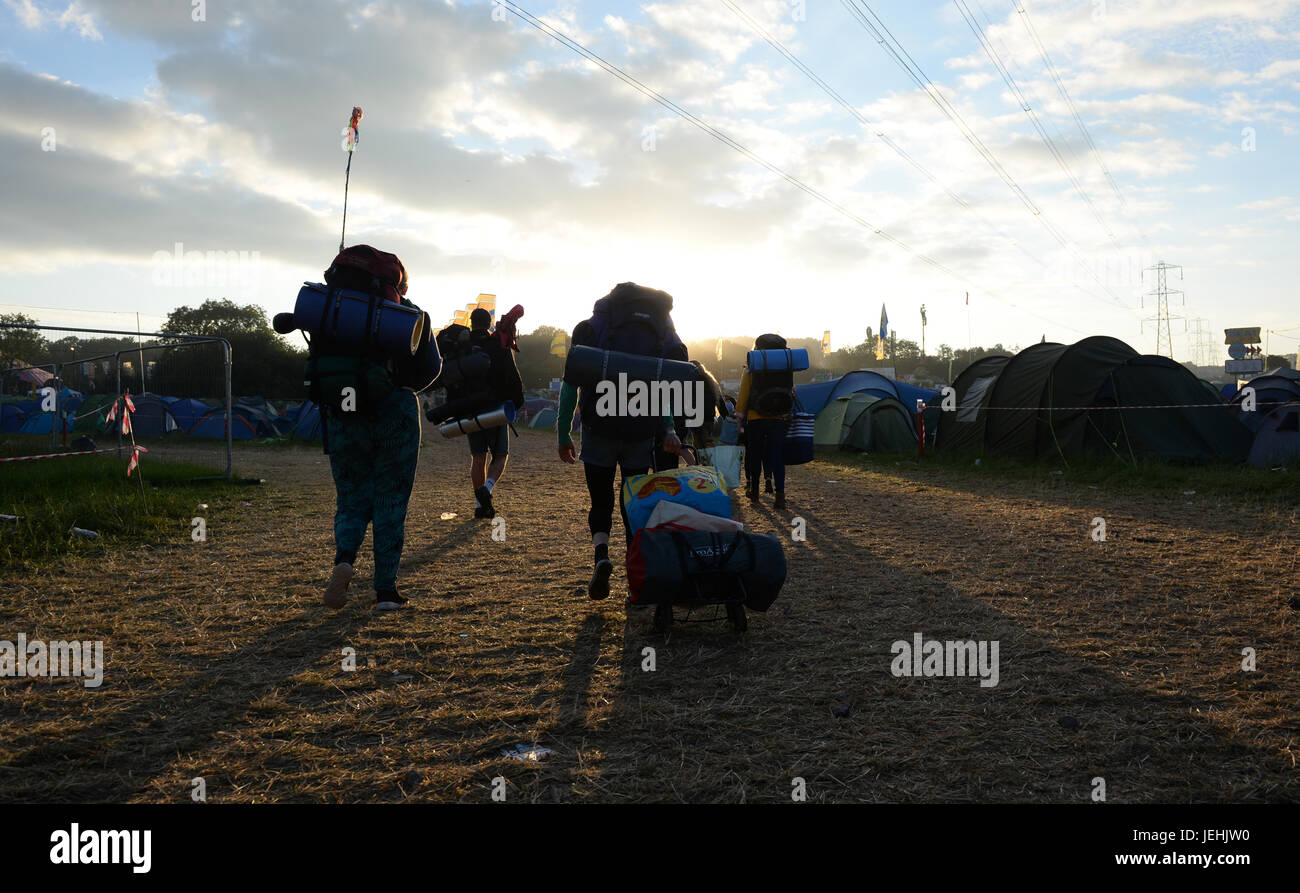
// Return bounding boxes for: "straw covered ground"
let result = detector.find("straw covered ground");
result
[2,430,1297,803]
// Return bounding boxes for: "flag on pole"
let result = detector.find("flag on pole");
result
[715,338,724,362]
[550,330,568,358]
[821,330,832,357]
[876,304,888,361]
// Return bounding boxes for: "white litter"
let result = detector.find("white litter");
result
[502,744,553,762]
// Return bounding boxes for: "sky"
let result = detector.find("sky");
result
[1,0,1298,365]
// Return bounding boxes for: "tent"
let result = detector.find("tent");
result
[936,336,1253,462]
[18,412,57,434]
[815,392,916,452]
[1,403,27,433]
[190,408,259,440]
[1247,403,1300,466]
[529,407,558,430]
[796,370,940,418]
[168,398,212,432]
[1230,369,1300,433]
[291,402,323,441]
[72,394,116,432]
[232,403,280,437]
[109,394,178,438]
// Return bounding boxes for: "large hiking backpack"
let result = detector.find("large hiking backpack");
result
[324,245,408,303]
[304,246,410,415]
[749,333,794,417]
[574,282,685,439]
[426,324,498,424]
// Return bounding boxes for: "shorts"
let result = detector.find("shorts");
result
[468,424,509,458]
[579,425,653,470]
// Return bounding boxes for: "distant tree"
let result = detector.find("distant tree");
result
[0,313,48,367]
[159,299,305,399]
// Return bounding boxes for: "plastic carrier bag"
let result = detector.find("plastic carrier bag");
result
[622,465,732,535]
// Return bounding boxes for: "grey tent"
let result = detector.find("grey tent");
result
[814,392,916,452]
[936,336,1252,462]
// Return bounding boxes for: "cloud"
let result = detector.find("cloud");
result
[4,0,101,39]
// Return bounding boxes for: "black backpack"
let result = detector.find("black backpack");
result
[434,325,493,400]
[575,283,686,438]
[750,334,794,416]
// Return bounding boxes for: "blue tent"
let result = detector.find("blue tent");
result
[796,371,940,418]
[169,398,212,432]
[1,404,27,433]
[1231,369,1300,433]
[107,395,178,438]
[19,412,56,434]
[291,402,323,440]
[190,408,259,440]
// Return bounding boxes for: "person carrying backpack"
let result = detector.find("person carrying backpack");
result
[735,333,793,511]
[465,307,524,518]
[555,283,683,600]
[308,245,428,612]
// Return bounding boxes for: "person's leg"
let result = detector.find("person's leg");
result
[766,420,787,509]
[370,390,422,606]
[485,426,509,488]
[583,460,618,599]
[471,453,488,489]
[324,414,373,607]
[745,424,767,498]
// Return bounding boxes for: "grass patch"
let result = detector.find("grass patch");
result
[0,435,246,569]
[823,447,1300,503]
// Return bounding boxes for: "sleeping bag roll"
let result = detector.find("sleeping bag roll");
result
[746,347,809,372]
[439,401,516,439]
[563,344,697,390]
[433,349,491,391]
[293,282,425,357]
[626,529,787,610]
[392,312,442,392]
[424,391,499,425]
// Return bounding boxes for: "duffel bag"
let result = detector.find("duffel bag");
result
[626,527,787,611]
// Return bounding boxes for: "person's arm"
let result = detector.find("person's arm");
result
[735,372,752,420]
[557,381,578,447]
[503,348,525,409]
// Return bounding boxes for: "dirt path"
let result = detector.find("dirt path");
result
[2,430,1297,802]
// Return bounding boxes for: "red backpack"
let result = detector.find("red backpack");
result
[324,245,408,305]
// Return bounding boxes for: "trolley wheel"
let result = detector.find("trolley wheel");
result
[726,603,748,632]
[652,602,673,635]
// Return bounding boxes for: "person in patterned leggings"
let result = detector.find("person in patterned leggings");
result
[321,387,422,611]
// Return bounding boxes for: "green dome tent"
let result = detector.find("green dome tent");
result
[936,336,1253,462]
[815,392,916,453]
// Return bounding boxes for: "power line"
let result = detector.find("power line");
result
[953,0,1120,248]
[495,0,1097,337]
[719,0,1058,280]
[1011,0,1131,215]
[839,0,1136,311]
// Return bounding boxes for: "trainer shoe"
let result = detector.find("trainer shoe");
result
[375,591,409,611]
[773,492,786,511]
[588,558,613,600]
[474,486,495,519]
[323,562,354,609]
